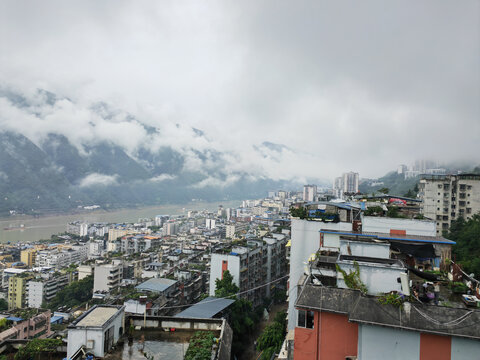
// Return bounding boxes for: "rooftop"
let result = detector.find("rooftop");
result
[74,306,122,328]
[320,230,455,245]
[295,281,480,340]
[174,297,235,319]
[135,278,177,293]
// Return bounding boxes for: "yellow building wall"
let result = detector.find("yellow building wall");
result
[20,249,37,268]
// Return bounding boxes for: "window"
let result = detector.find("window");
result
[297,309,314,329]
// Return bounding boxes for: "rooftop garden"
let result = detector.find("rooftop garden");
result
[0,318,13,332]
[184,331,216,360]
[290,206,339,222]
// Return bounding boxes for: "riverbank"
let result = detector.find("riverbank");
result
[0,200,240,244]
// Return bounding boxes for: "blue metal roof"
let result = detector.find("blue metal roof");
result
[174,297,235,319]
[6,316,23,322]
[50,316,63,323]
[135,278,177,293]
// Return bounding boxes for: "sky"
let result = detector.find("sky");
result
[0,0,479,182]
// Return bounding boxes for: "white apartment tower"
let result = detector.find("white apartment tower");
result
[333,177,343,198]
[303,185,317,202]
[342,172,359,194]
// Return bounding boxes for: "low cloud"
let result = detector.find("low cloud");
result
[191,174,241,189]
[78,173,118,187]
[0,1,478,180]
[149,174,177,182]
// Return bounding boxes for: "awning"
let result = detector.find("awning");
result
[390,241,436,258]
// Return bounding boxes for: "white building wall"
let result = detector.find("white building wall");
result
[27,281,44,308]
[78,265,94,280]
[226,225,235,239]
[66,308,124,358]
[362,216,436,237]
[336,261,404,295]
[358,325,420,360]
[451,336,480,360]
[288,219,352,330]
[339,240,390,259]
[93,264,122,293]
[209,254,240,296]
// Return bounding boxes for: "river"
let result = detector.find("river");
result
[0,200,240,243]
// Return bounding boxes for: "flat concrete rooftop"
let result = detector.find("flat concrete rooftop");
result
[75,307,119,327]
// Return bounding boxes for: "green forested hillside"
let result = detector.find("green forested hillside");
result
[359,171,420,197]
[447,215,480,279]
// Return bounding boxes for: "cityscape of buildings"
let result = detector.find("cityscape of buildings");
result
[0,169,477,359]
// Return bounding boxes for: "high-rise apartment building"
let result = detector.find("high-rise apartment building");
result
[419,174,480,234]
[333,177,343,198]
[209,236,287,307]
[342,172,359,194]
[303,185,317,202]
[8,274,34,310]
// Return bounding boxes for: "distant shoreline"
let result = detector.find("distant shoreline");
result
[0,200,238,222]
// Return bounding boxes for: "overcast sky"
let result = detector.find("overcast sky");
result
[0,0,479,181]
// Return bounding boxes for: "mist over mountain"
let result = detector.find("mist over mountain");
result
[0,88,326,215]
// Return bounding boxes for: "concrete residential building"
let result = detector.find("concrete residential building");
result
[20,249,37,268]
[164,221,179,236]
[287,218,353,330]
[120,235,158,255]
[225,222,248,239]
[78,264,94,280]
[93,262,123,293]
[209,238,288,307]
[342,172,359,194]
[290,214,471,360]
[8,274,34,310]
[27,274,70,308]
[67,305,125,358]
[419,174,480,234]
[108,228,128,241]
[2,269,28,291]
[333,177,343,199]
[293,281,480,360]
[0,310,52,341]
[35,244,88,269]
[209,245,263,306]
[303,185,317,202]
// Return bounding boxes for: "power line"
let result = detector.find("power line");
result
[159,274,290,310]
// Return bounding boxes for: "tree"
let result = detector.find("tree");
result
[15,339,63,360]
[46,275,94,311]
[289,206,306,219]
[404,189,415,198]
[0,298,8,311]
[447,214,480,278]
[215,270,257,357]
[256,311,287,360]
[215,271,239,298]
[379,187,390,194]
